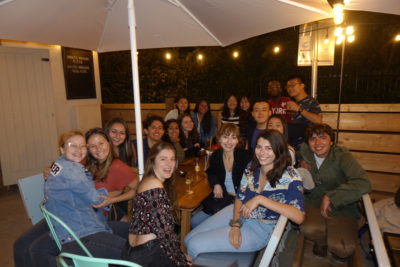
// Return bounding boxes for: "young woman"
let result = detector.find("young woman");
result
[44,131,128,265]
[165,96,191,121]
[267,114,295,165]
[163,119,185,163]
[123,142,190,267]
[178,113,200,158]
[191,123,250,228]
[218,94,240,128]
[185,130,305,259]
[191,99,216,148]
[105,117,137,167]
[133,115,165,161]
[239,95,253,146]
[85,128,139,218]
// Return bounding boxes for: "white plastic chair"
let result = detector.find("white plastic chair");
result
[18,173,44,225]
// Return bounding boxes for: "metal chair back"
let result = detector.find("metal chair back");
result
[58,252,141,267]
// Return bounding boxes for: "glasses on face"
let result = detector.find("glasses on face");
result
[268,85,280,89]
[67,143,87,151]
[87,142,107,151]
[286,82,302,89]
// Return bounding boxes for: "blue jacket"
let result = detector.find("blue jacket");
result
[44,156,111,244]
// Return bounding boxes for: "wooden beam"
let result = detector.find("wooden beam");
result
[321,104,400,112]
[352,152,400,173]
[323,113,400,132]
[338,132,400,153]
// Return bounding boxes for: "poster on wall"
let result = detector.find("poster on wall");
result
[62,47,96,99]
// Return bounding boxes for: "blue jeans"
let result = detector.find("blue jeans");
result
[184,204,275,258]
[191,211,210,228]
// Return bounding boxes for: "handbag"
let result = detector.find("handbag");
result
[201,193,235,215]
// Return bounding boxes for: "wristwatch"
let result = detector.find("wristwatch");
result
[229,219,243,228]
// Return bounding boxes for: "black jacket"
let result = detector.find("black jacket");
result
[206,147,250,194]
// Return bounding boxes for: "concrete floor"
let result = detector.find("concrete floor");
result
[0,186,31,267]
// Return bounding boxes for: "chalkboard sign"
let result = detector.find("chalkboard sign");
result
[62,47,96,99]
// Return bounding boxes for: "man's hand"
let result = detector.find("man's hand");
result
[213,184,223,198]
[229,227,242,249]
[240,196,260,218]
[320,195,332,219]
[286,101,301,112]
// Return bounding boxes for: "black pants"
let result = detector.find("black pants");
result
[122,239,177,267]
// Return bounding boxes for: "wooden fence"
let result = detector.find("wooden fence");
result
[101,103,400,198]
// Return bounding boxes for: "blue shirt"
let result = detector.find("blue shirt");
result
[44,156,111,244]
[237,164,305,222]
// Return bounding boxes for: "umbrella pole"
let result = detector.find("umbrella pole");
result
[128,0,144,180]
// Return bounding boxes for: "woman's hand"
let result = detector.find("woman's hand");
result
[185,254,193,266]
[92,195,112,208]
[43,166,51,180]
[213,184,223,198]
[240,196,260,218]
[229,226,242,249]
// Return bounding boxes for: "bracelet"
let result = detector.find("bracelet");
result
[229,219,243,228]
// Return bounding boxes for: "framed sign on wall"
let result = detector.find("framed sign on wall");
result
[62,47,96,99]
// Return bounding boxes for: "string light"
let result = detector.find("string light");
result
[273,46,280,53]
[197,54,204,61]
[395,34,400,42]
[347,35,355,43]
[165,52,171,60]
[332,3,344,25]
[346,26,354,35]
[232,51,239,58]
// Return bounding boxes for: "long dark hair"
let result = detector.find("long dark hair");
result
[250,130,291,187]
[178,113,200,147]
[105,117,136,167]
[85,128,114,182]
[163,119,180,143]
[194,99,212,135]
[175,96,191,115]
[222,94,240,118]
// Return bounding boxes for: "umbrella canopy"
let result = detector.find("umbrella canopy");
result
[0,0,335,52]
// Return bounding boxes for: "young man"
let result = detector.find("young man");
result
[133,115,165,161]
[286,75,322,148]
[266,80,292,122]
[246,99,271,155]
[299,124,371,261]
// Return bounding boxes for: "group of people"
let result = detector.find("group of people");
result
[14,74,371,267]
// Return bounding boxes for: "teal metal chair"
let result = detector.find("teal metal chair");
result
[18,173,45,225]
[39,201,93,257]
[58,252,141,267]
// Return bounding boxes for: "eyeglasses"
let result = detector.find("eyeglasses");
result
[67,143,87,151]
[286,82,302,89]
[268,85,281,89]
[87,142,107,151]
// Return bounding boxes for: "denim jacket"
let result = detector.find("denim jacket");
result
[44,156,111,244]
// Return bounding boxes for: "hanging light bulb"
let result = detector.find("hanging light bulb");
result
[165,52,172,60]
[232,51,239,58]
[395,34,400,42]
[334,27,343,37]
[197,54,204,61]
[273,46,280,53]
[336,35,344,45]
[333,3,344,25]
[346,26,354,35]
[347,35,355,43]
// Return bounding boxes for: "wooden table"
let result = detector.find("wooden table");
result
[172,157,212,251]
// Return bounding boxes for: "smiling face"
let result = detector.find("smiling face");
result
[267,117,284,135]
[177,98,189,112]
[227,95,238,111]
[308,133,333,158]
[167,121,180,142]
[286,78,305,99]
[145,120,165,143]
[108,122,126,147]
[252,102,271,125]
[255,137,276,168]
[87,134,111,163]
[240,97,250,111]
[219,133,238,152]
[60,135,87,163]
[181,115,194,133]
[153,148,176,181]
[198,100,209,115]
[267,81,282,97]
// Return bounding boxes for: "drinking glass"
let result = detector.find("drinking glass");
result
[186,173,194,194]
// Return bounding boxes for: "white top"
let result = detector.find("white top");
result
[314,154,325,169]
[164,109,179,121]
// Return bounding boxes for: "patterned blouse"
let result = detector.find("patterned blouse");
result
[237,165,305,222]
[129,188,188,266]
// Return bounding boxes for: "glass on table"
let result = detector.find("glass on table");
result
[185,172,194,195]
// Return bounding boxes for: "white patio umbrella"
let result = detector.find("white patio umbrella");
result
[2,0,397,177]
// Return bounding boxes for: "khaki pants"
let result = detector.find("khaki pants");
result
[300,204,359,258]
